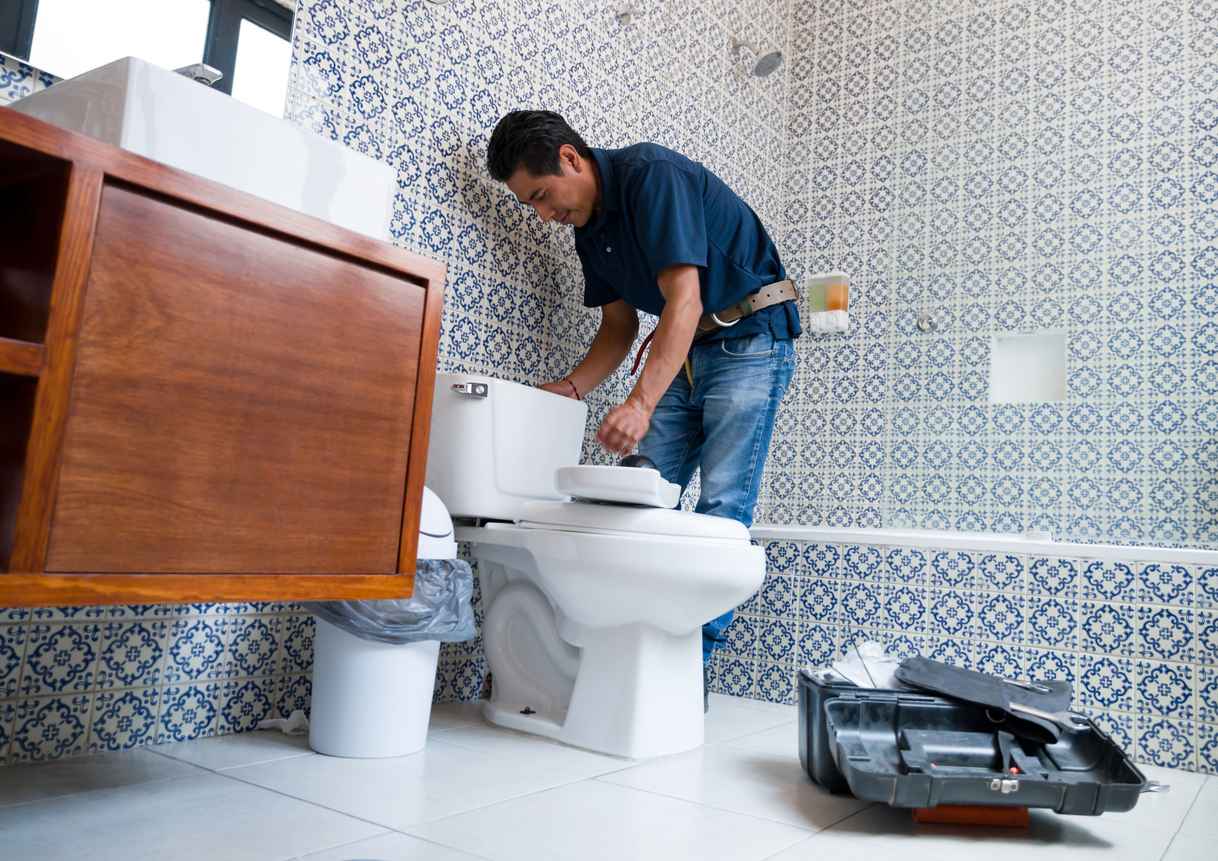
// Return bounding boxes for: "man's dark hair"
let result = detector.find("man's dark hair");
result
[486,110,592,182]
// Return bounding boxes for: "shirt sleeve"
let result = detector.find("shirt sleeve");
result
[579,251,618,307]
[628,162,708,275]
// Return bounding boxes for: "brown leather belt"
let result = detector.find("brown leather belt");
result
[695,279,799,336]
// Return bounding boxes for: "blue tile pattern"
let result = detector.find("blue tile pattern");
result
[771,0,1218,548]
[287,0,789,733]
[285,0,787,439]
[0,606,316,763]
[4,0,1216,779]
[701,539,1210,773]
[0,52,58,105]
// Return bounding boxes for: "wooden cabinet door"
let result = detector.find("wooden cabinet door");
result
[45,182,423,575]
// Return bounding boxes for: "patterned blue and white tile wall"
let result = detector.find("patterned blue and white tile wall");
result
[0,52,57,104]
[713,541,1218,772]
[0,0,791,764]
[766,0,1218,547]
[285,0,789,417]
[740,0,1218,774]
[282,0,794,717]
[0,603,316,764]
[3,0,1216,776]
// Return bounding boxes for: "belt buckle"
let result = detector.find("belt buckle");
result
[710,311,740,328]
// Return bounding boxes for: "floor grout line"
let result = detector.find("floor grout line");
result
[165,735,650,844]
[814,801,879,832]
[0,772,191,812]
[386,715,815,835]
[706,718,799,748]
[386,757,651,831]
[183,762,400,832]
[390,770,827,861]
[754,803,879,861]
[149,745,505,861]
[9,718,1211,860]
[146,740,314,773]
[586,773,832,835]
[300,829,498,861]
[0,746,218,811]
[1159,774,1208,861]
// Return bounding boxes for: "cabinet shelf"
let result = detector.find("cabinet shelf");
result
[0,337,44,377]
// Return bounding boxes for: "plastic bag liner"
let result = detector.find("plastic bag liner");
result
[304,558,475,645]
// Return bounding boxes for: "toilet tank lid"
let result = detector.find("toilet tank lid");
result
[518,501,750,541]
[555,465,680,508]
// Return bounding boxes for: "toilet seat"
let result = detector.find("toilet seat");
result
[518,500,749,541]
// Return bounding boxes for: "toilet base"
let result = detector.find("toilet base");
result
[483,701,566,743]
[485,624,705,759]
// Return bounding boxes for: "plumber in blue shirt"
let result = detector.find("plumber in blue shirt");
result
[486,111,800,699]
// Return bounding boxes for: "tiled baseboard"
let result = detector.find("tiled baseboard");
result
[0,604,313,764]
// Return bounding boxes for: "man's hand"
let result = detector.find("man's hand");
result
[594,264,700,454]
[535,302,639,404]
[597,398,653,454]
[539,379,579,399]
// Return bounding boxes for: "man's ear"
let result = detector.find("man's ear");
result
[559,143,581,172]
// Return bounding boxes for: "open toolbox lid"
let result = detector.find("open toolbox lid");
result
[798,669,1147,816]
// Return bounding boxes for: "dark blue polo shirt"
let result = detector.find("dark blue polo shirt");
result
[574,144,800,344]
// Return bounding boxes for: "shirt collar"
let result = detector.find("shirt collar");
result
[578,148,617,235]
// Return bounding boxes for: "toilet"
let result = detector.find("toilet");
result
[425,373,765,758]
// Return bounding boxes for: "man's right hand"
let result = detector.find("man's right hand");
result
[540,379,579,399]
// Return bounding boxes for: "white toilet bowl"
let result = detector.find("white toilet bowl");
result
[459,504,762,759]
[427,374,765,758]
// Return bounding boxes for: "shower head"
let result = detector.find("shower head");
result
[730,37,783,77]
[616,6,643,26]
[753,50,784,77]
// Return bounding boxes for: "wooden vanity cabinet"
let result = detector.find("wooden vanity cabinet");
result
[0,109,445,607]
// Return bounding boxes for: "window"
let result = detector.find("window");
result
[2,0,292,115]
[230,17,292,116]
[27,0,212,82]
[204,0,294,115]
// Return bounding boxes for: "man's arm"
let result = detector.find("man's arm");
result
[540,299,638,398]
[596,264,702,453]
[630,265,702,412]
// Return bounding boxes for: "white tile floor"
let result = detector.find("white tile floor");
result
[0,695,1211,861]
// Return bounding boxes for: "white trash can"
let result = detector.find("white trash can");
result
[308,487,458,758]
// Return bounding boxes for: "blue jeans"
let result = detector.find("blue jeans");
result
[637,331,795,662]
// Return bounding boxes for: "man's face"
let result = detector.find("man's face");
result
[505,144,597,228]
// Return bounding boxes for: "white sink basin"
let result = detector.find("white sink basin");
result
[9,56,393,240]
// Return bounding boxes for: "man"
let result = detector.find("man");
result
[486,111,799,707]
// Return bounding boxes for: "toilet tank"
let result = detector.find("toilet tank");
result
[426,373,589,520]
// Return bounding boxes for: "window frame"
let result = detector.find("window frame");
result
[204,0,293,96]
[0,0,39,59]
[0,0,293,96]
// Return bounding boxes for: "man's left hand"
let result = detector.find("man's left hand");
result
[597,398,653,454]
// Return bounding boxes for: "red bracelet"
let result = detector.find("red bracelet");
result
[565,377,581,400]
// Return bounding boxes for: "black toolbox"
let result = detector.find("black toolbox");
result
[797,668,1146,815]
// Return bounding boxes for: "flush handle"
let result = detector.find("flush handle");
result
[451,381,488,398]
